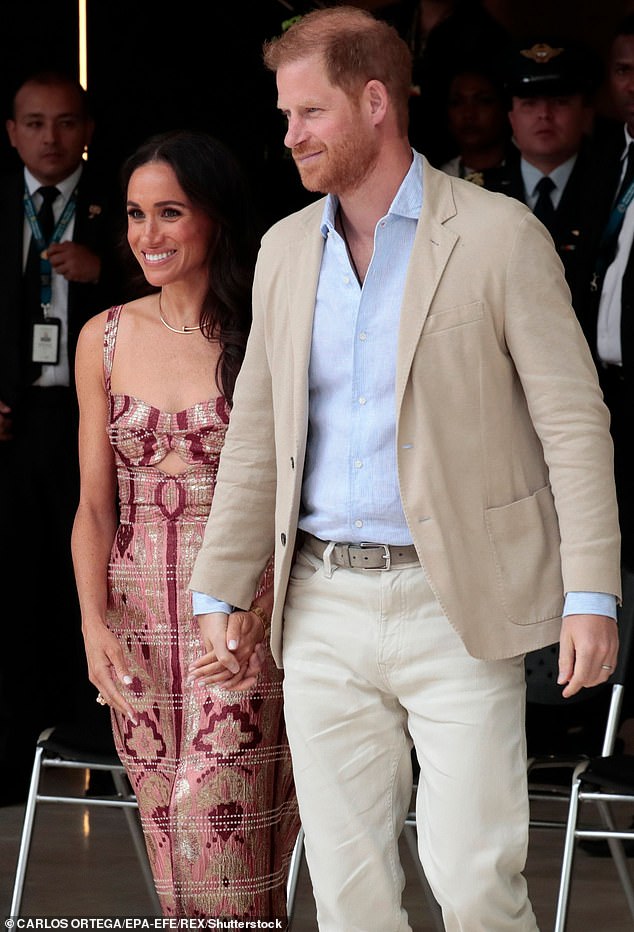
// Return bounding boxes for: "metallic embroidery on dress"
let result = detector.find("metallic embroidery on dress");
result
[102,306,298,918]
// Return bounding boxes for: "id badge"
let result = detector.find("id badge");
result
[32,318,61,364]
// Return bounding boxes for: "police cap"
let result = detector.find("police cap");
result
[503,39,601,99]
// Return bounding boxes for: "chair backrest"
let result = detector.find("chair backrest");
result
[525,644,607,706]
[525,586,634,759]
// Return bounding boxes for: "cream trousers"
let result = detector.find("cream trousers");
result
[281,544,540,932]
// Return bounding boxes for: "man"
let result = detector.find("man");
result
[439,60,512,191]
[500,39,600,287]
[189,8,620,930]
[573,14,634,727]
[373,0,510,167]
[0,71,123,803]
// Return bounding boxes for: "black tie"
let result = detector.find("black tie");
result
[22,186,60,384]
[533,176,556,231]
[35,185,59,243]
[592,143,634,293]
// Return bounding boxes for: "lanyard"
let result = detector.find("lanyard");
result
[591,178,634,292]
[601,179,634,245]
[23,185,78,312]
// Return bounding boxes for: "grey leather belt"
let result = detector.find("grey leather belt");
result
[305,535,419,570]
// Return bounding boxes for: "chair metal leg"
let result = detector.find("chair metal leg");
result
[111,769,161,915]
[286,825,305,927]
[11,750,161,917]
[10,746,44,918]
[403,822,445,932]
[596,799,634,920]
[554,775,582,932]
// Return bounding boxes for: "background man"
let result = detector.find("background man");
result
[0,71,123,803]
[501,38,601,288]
[573,15,634,730]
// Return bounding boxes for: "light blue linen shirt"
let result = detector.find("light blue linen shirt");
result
[193,150,615,620]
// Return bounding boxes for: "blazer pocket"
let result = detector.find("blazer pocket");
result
[422,300,483,335]
[485,485,564,625]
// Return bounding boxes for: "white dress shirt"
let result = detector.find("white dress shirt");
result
[596,127,634,366]
[24,164,81,388]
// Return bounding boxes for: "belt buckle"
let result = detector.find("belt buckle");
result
[360,541,391,570]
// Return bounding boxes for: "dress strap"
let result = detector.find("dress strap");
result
[103,305,123,394]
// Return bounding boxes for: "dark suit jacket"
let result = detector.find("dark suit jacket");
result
[568,126,629,361]
[562,123,634,568]
[0,161,126,775]
[497,143,596,310]
[0,161,124,409]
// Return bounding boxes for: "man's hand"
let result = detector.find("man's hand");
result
[191,609,266,691]
[47,241,101,283]
[558,614,619,698]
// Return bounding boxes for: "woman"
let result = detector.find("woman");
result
[439,64,512,190]
[71,130,299,919]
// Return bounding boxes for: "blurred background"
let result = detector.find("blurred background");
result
[1,0,633,229]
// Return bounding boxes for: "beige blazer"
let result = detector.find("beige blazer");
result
[190,158,621,665]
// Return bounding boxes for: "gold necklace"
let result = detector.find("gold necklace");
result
[158,292,201,334]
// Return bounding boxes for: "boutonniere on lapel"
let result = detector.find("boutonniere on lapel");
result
[88,204,102,220]
[463,171,485,187]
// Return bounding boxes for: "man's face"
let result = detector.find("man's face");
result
[6,82,94,185]
[508,93,591,170]
[609,34,634,135]
[447,72,508,153]
[276,54,380,195]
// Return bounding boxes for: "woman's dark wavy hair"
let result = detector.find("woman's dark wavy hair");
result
[120,129,257,405]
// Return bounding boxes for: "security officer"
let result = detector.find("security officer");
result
[499,39,602,293]
[575,14,634,587]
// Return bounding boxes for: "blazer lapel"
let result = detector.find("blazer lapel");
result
[396,162,459,407]
[285,204,326,435]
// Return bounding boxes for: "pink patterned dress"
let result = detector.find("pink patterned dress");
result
[102,306,299,919]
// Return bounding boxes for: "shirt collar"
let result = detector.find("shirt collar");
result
[621,125,634,162]
[521,153,577,198]
[24,163,83,201]
[320,148,423,237]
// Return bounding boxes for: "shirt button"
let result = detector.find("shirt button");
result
[358,396,366,405]
[354,519,363,528]
[343,275,350,284]
[359,331,367,341]
[354,459,363,468]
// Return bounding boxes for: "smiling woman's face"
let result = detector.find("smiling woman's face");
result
[126,161,213,288]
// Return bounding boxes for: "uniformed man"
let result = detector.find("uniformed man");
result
[500,39,602,291]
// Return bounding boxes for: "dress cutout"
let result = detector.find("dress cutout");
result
[103,305,299,918]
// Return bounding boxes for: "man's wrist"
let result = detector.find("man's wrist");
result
[249,604,269,637]
[563,591,617,620]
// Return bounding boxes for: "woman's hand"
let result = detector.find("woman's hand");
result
[190,608,267,691]
[83,619,138,723]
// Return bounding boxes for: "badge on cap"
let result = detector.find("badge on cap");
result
[520,43,564,64]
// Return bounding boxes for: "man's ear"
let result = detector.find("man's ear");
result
[365,79,389,125]
[6,119,17,148]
